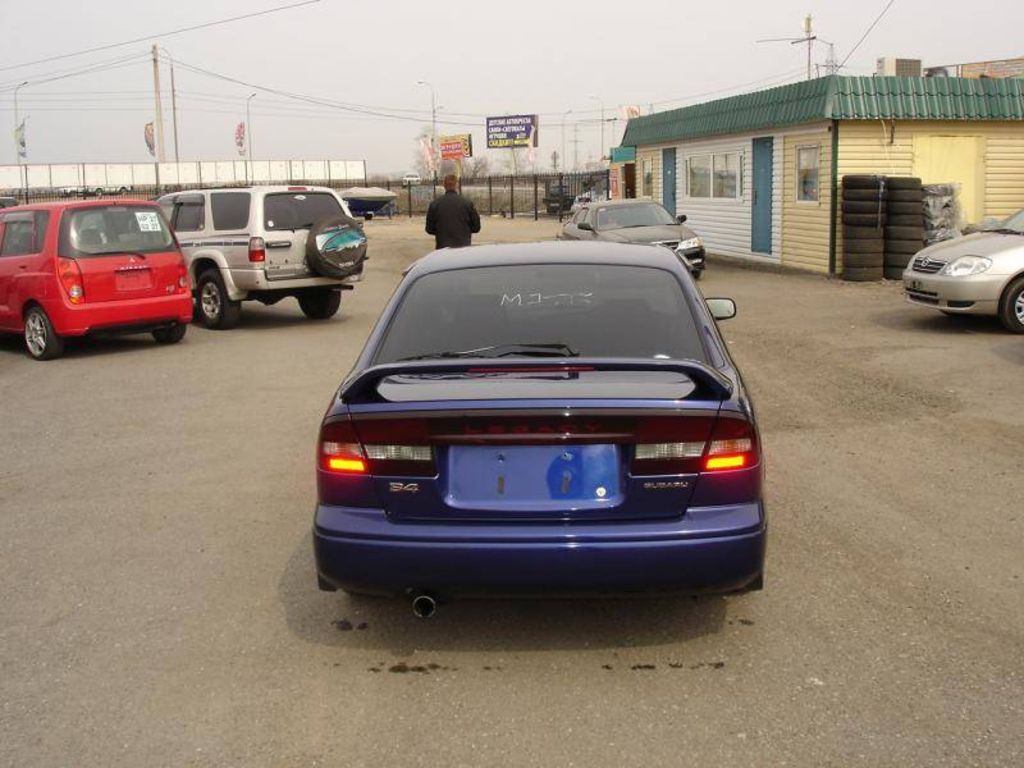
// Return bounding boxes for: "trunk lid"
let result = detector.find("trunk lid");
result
[75,250,183,303]
[320,361,746,524]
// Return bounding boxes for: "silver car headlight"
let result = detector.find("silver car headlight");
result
[940,256,992,277]
[677,237,703,251]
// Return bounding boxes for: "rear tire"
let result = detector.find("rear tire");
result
[298,288,342,320]
[196,269,241,330]
[152,323,187,344]
[23,305,65,360]
[997,275,1024,333]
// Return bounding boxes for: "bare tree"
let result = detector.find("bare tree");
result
[462,155,491,179]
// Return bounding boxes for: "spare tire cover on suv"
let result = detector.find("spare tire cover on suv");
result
[305,214,368,279]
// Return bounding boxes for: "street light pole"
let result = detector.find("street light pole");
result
[417,80,437,184]
[246,92,256,184]
[14,81,28,201]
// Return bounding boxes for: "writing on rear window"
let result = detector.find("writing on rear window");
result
[500,291,594,307]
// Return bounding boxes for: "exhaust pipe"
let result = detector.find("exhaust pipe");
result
[411,593,437,619]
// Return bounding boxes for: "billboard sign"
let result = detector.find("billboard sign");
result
[440,134,473,160]
[486,115,539,149]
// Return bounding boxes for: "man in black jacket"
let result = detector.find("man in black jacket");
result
[425,174,481,249]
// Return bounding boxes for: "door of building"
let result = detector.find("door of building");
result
[623,163,636,198]
[751,137,774,254]
[662,148,676,214]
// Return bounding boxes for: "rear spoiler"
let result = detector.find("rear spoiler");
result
[339,357,733,403]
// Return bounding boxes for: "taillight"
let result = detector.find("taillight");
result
[703,416,758,472]
[320,418,436,476]
[57,257,84,304]
[248,237,266,263]
[320,420,367,474]
[177,261,189,291]
[631,416,715,475]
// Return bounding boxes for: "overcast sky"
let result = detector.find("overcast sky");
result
[1,0,1022,176]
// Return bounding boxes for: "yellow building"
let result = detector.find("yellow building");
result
[621,76,1024,274]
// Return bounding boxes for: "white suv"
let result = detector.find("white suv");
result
[158,185,366,329]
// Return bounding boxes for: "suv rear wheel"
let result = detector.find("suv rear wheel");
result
[298,288,342,320]
[196,269,241,330]
[24,305,65,360]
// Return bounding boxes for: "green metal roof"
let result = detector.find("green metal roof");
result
[621,75,1024,147]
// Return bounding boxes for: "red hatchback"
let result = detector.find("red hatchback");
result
[0,200,193,360]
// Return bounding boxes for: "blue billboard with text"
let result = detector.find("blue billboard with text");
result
[486,115,539,149]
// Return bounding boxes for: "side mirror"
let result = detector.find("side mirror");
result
[676,214,687,224]
[706,298,736,321]
[577,221,593,231]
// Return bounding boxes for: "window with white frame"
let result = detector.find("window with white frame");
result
[686,153,739,199]
[796,145,821,202]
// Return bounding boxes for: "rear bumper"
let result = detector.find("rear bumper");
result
[313,502,766,597]
[52,294,193,336]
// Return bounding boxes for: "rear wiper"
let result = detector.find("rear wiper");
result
[398,342,579,362]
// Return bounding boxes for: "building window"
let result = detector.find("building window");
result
[641,158,653,197]
[687,153,739,199]
[797,145,820,202]
[713,153,739,198]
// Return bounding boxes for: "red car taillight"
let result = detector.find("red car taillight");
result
[320,418,436,476]
[177,261,190,292]
[248,236,266,263]
[57,257,84,304]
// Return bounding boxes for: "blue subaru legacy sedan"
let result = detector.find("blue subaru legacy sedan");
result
[313,241,765,615]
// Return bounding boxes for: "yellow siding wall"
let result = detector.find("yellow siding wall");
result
[636,149,661,201]
[837,120,1024,220]
[782,130,834,273]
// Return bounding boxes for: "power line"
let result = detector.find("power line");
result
[0,52,150,92]
[0,0,320,73]
[841,0,897,68]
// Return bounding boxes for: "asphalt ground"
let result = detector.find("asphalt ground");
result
[1,216,1022,767]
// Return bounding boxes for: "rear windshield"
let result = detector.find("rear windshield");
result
[59,205,174,258]
[263,192,341,231]
[373,264,705,363]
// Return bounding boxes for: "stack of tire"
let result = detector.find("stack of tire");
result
[884,177,926,280]
[841,175,887,281]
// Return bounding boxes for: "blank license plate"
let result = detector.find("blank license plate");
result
[115,269,152,291]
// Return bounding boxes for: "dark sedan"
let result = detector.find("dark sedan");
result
[558,199,706,278]
[313,241,764,615]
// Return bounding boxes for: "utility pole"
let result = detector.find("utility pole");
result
[150,44,166,162]
[804,14,813,81]
[589,96,605,164]
[168,52,180,162]
[561,109,572,175]
[571,123,581,171]
[14,80,28,201]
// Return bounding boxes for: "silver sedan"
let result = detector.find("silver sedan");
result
[903,209,1024,333]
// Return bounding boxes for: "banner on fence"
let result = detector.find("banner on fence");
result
[235,122,247,156]
[440,134,473,160]
[144,123,155,157]
[486,115,538,149]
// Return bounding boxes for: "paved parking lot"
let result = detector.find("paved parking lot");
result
[2,217,1022,767]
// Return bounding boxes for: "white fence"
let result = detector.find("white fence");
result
[0,159,367,191]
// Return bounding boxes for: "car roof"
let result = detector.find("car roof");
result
[160,185,336,196]
[409,240,685,276]
[0,199,159,213]
[585,199,666,210]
